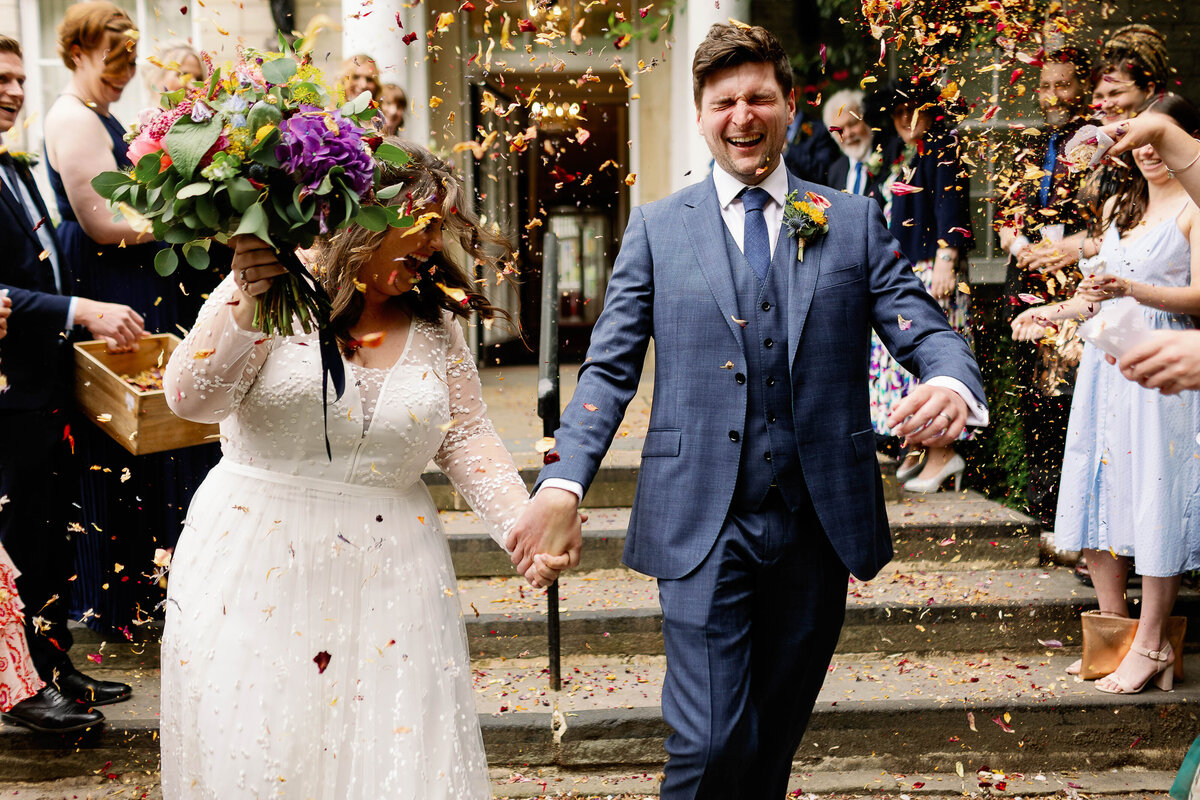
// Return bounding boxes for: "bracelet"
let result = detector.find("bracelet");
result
[1167,142,1200,179]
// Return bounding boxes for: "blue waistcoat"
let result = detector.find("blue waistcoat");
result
[725,226,806,511]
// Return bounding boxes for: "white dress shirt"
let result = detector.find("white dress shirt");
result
[541,162,987,502]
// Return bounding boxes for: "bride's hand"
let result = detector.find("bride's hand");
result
[230,235,288,331]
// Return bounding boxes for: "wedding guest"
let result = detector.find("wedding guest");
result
[823,88,901,205]
[996,47,1092,527]
[1013,95,1200,693]
[159,140,563,797]
[339,53,381,102]
[783,106,839,184]
[1019,24,1169,274]
[142,41,202,94]
[0,31,142,710]
[868,77,974,493]
[1096,111,1200,394]
[380,82,407,135]
[43,0,205,642]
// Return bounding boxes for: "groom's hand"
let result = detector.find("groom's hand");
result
[510,488,583,587]
[888,385,968,448]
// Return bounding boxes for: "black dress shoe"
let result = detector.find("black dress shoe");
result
[2,687,104,733]
[56,670,132,706]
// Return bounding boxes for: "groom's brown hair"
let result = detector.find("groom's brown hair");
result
[691,24,793,106]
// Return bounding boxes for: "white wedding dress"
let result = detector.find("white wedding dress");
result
[159,275,528,798]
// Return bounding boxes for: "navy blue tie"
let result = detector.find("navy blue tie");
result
[740,187,771,283]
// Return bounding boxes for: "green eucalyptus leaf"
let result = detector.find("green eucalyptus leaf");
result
[356,205,389,232]
[164,117,223,180]
[183,240,211,270]
[177,181,212,199]
[196,194,219,229]
[154,247,179,276]
[165,226,193,244]
[375,183,403,201]
[373,142,410,167]
[233,202,273,247]
[341,90,372,117]
[91,171,132,199]
[261,57,297,85]
[227,177,260,213]
[133,152,163,183]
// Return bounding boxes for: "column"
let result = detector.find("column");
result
[668,0,750,193]
[342,0,429,143]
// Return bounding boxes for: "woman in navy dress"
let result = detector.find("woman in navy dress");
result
[43,2,217,634]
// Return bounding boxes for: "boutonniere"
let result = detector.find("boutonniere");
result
[8,151,38,169]
[783,190,830,262]
[864,148,884,177]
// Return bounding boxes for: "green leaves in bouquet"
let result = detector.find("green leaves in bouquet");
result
[154,246,179,276]
[91,169,134,201]
[164,116,224,180]
[234,202,274,247]
[261,56,297,86]
[373,142,410,168]
[182,238,211,270]
[340,90,377,128]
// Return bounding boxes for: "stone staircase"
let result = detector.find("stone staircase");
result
[2,456,1198,796]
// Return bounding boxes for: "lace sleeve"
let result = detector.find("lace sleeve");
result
[432,314,530,551]
[164,274,273,423]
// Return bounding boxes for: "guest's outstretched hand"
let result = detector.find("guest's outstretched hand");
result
[1109,330,1200,395]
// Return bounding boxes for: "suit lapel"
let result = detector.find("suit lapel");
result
[0,176,40,248]
[683,178,743,344]
[787,173,823,368]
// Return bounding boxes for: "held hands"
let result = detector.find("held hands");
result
[230,235,288,331]
[74,297,145,352]
[887,384,969,449]
[508,488,584,589]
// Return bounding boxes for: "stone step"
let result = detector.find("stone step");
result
[424,454,909,511]
[446,490,1040,577]
[4,653,1196,781]
[455,564,1200,659]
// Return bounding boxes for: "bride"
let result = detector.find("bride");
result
[160,140,567,797]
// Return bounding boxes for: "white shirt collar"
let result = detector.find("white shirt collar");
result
[713,160,791,210]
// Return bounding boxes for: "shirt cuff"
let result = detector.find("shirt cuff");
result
[538,478,584,502]
[925,376,989,427]
[1008,235,1032,257]
[65,297,77,330]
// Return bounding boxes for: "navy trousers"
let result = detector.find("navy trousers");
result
[657,488,849,799]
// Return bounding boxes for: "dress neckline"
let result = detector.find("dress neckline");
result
[1115,199,1191,247]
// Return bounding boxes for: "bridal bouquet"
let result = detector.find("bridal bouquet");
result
[91,39,413,339]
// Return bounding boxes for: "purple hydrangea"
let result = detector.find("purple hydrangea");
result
[276,107,374,199]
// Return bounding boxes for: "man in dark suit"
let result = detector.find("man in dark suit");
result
[823,87,903,206]
[782,105,839,184]
[0,35,144,729]
[510,24,987,799]
[997,47,1091,527]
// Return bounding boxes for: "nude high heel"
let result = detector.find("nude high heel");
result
[1095,643,1175,694]
[895,451,924,482]
[903,453,965,494]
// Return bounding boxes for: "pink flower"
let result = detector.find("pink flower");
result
[127,133,163,165]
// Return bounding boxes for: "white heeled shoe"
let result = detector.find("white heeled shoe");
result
[895,451,924,482]
[903,453,966,494]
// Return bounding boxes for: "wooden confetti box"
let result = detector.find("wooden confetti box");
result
[74,333,219,455]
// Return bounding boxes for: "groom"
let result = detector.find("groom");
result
[511,23,986,799]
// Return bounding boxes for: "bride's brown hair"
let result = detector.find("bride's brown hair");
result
[316,139,516,353]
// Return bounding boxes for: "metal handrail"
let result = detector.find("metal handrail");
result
[537,232,562,691]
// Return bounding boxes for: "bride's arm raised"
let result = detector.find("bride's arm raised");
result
[164,237,285,423]
[432,313,531,552]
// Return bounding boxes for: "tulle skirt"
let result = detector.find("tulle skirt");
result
[160,460,489,799]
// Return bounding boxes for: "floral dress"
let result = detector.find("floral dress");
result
[0,544,43,712]
[868,139,974,436]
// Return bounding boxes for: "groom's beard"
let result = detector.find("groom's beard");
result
[840,137,874,163]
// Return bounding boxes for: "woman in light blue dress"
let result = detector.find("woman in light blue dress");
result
[1013,95,1200,694]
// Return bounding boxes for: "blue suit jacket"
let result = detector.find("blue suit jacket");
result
[537,169,986,581]
[0,161,74,413]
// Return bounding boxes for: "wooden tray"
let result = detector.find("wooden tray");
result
[74,333,219,455]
